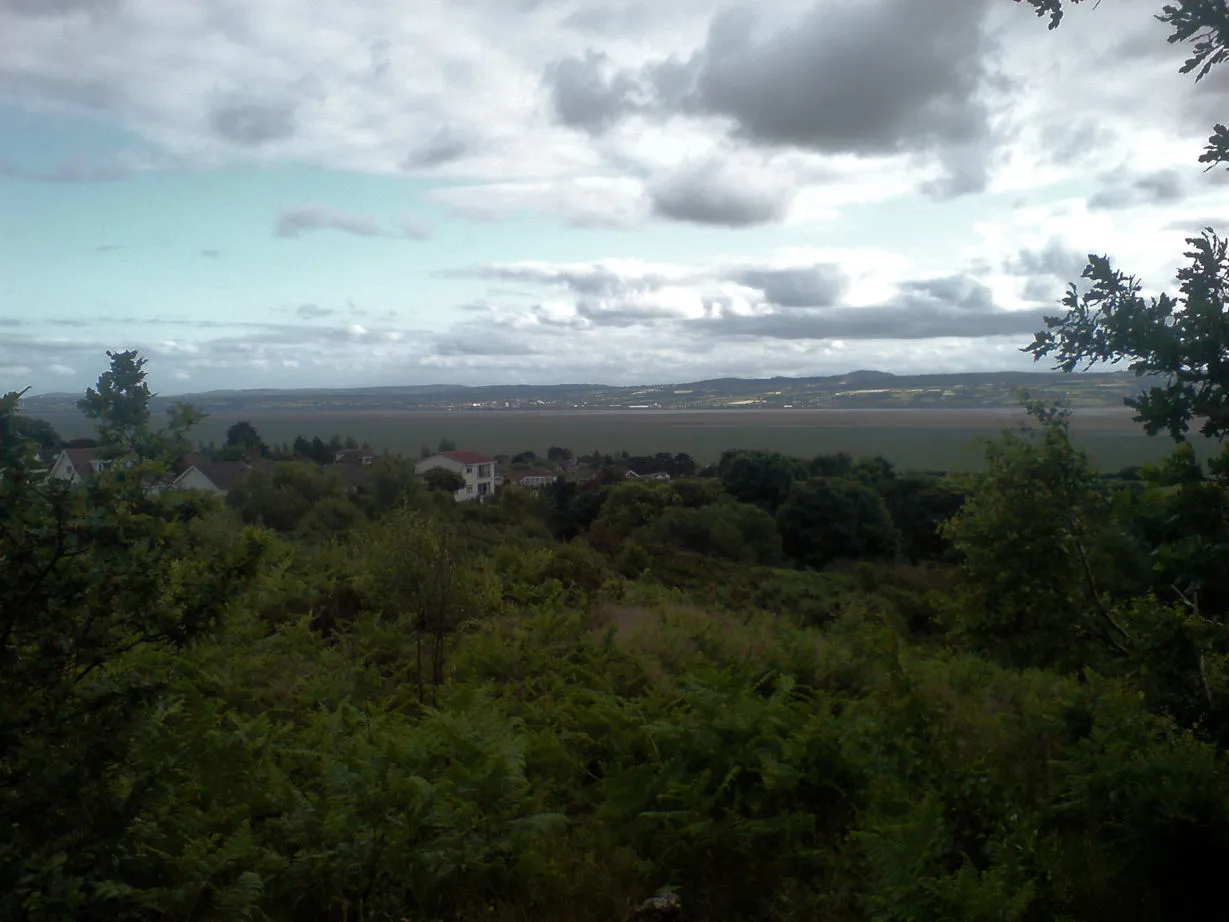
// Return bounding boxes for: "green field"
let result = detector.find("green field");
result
[35,406,1196,472]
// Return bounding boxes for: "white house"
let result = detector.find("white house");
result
[48,447,113,485]
[169,457,254,495]
[503,469,557,489]
[418,449,498,501]
[624,470,671,481]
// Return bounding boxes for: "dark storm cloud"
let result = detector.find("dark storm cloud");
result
[546,0,998,192]
[649,162,792,226]
[210,97,298,146]
[1088,168,1186,210]
[734,265,847,307]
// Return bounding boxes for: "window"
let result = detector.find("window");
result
[466,465,473,474]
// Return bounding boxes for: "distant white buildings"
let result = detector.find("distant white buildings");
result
[417,449,498,501]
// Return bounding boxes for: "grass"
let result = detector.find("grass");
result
[38,407,1196,472]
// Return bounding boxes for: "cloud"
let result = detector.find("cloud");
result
[649,156,795,226]
[696,302,1046,341]
[200,248,221,258]
[296,303,334,319]
[734,265,847,308]
[403,127,471,169]
[0,156,130,182]
[546,0,1002,195]
[274,204,427,240]
[546,50,647,134]
[95,244,125,253]
[1088,169,1187,211]
[209,97,298,146]
[452,252,1042,347]
[1003,238,1088,280]
[401,219,432,240]
[430,178,649,228]
[1,0,121,16]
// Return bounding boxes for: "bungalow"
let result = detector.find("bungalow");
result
[169,456,257,495]
[47,447,115,485]
[335,444,376,466]
[418,449,498,501]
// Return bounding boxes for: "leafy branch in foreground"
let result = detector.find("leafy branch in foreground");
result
[1026,229,1229,440]
[1017,0,1229,170]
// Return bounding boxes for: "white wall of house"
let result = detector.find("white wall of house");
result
[418,453,497,501]
[48,452,82,484]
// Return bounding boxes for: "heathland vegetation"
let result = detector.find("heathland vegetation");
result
[5,1,1229,919]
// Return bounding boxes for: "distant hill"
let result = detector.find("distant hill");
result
[19,369,1154,415]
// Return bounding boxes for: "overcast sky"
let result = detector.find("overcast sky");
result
[1,0,1225,394]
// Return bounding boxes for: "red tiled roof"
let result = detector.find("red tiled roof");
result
[440,450,497,464]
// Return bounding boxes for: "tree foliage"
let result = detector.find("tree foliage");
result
[1027,231,1229,440]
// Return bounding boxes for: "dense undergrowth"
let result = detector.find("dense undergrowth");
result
[7,356,1229,921]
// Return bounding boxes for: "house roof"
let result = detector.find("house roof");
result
[182,459,254,491]
[63,447,100,476]
[439,449,497,464]
[504,469,556,483]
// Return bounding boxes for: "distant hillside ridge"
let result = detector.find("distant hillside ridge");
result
[19,369,1156,414]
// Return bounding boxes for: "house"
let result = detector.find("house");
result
[335,444,376,466]
[503,469,557,489]
[623,470,671,481]
[47,447,113,485]
[169,456,257,495]
[417,449,498,501]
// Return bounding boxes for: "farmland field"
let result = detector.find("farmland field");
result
[35,406,1196,472]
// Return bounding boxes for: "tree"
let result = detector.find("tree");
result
[1,370,265,919]
[78,349,203,460]
[10,413,61,451]
[718,450,808,513]
[640,501,782,565]
[942,402,1136,670]
[1019,1,1228,437]
[438,437,457,453]
[1027,232,1229,440]
[776,477,898,570]
[225,420,267,457]
[1016,1,1229,171]
[423,467,466,494]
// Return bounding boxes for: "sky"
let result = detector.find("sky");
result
[1,0,1226,395]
